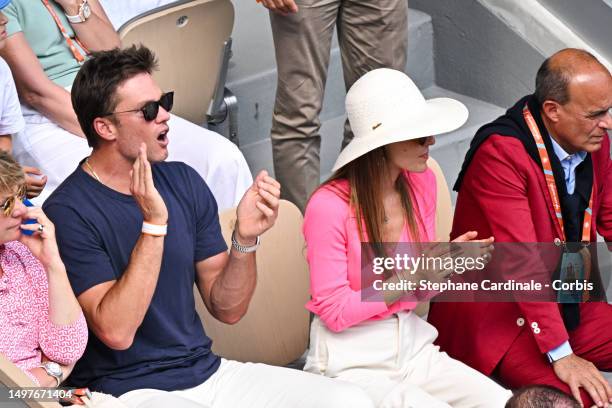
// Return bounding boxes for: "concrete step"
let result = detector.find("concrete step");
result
[233,8,434,169]
[409,0,543,109]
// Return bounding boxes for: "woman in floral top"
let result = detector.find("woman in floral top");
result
[0,150,87,386]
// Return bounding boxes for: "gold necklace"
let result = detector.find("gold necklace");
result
[84,158,101,182]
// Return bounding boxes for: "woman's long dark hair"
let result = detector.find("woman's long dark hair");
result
[321,147,422,258]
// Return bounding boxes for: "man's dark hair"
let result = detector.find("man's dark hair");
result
[505,385,581,408]
[534,48,600,106]
[71,45,158,148]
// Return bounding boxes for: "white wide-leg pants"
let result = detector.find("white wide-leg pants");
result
[118,358,376,408]
[304,312,512,408]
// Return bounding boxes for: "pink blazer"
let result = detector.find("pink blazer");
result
[303,169,437,332]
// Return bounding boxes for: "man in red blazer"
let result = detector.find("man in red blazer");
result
[428,48,612,407]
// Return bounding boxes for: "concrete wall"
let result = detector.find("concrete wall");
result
[536,0,612,62]
[409,0,544,108]
[409,0,611,109]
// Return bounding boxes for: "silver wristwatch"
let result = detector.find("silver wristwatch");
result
[231,230,260,253]
[65,0,91,24]
[39,362,63,387]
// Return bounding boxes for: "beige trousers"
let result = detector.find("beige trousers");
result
[270,0,409,211]
[304,313,513,407]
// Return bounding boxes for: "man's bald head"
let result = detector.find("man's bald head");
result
[535,48,612,154]
[535,48,610,106]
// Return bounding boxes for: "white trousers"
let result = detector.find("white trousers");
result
[13,105,252,210]
[117,358,376,408]
[304,313,512,408]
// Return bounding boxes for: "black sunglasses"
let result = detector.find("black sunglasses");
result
[102,91,174,122]
[415,136,429,145]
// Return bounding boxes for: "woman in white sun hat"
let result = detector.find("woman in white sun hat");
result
[302,68,512,407]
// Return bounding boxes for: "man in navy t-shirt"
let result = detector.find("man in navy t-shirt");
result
[44,46,373,408]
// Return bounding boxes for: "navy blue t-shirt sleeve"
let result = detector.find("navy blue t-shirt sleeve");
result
[45,203,118,296]
[184,166,228,261]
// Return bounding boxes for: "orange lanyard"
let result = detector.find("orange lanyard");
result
[41,0,89,64]
[523,105,593,243]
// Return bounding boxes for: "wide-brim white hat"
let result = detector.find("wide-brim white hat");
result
[332,68,469,172]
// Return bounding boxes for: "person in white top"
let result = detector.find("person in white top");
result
[0,5,47,199]
[0,59,23,141]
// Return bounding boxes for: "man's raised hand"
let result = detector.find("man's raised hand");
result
[235,170,281,245]
[130,143,168,225]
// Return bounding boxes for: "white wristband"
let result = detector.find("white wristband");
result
[142,222,167,237]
